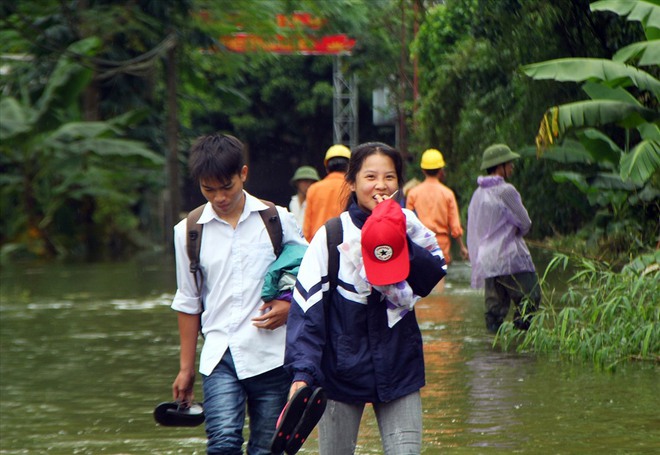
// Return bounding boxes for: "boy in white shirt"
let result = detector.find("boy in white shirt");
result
[170,133,307,454]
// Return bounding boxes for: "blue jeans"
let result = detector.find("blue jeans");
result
[202,350,289,455]
[318,391,422,455]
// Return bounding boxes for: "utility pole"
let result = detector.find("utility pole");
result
[333,55,358,148]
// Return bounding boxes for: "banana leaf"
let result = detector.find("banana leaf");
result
[576,129,621,167]
[637,122,660,141]
[586,172,641,191]
[553,100,659,133]
[582,81,643,104]
[34,38,100,120]
[580,83,660,141]
[530,139,600,165]
[47,122,122,140]
[613,40,660,66]
[552,171,592,193]
[522,58,660,99]
[619,140,660,185]
[0,97,32,140]
[591,0,660,38]
[52,138,164,164]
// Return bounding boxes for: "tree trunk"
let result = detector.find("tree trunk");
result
[165,37,180,248]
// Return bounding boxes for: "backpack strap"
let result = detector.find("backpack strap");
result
[186,204,206,294]
[185,200,283,295]
[324,216,343,295]
[258,199,283,257]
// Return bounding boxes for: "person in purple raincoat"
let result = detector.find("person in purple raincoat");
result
[467,144,541,333]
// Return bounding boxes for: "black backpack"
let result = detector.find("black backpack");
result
[185,200,283,294]
[324,217,342,296]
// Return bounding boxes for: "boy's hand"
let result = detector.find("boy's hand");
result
[172,369,195,404]
[252,299,291,330]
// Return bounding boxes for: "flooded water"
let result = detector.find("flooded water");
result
[0,254,658,454]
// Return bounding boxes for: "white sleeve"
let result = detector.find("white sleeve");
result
[171,218,203,314]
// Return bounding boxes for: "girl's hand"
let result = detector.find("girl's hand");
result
[373,189,399,204]
[289,381,308,399]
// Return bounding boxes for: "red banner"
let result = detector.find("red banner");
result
[221,33,355,55]
[220,13,355,55]
[276,12,325,30]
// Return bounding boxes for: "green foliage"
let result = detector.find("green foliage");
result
[495,252,660,370]
[591,0,660,40]
[523,58,660,96]
[179,0,397,205]
[0,39,164,261]
[411,0,610,238]
[522,2,660,258]
[613,39,660,66]
[620,140,660,184]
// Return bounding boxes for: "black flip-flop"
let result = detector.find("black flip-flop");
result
[270,386,314,454]
[285,387,327,455]
[153,401,205,427]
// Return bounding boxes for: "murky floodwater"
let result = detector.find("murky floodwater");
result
[0,254,658,454]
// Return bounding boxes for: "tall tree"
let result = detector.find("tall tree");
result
[410,0,640,239]
[0,39,164,260]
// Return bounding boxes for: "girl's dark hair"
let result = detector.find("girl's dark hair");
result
[344,142,404,209]
[188,133,245,182]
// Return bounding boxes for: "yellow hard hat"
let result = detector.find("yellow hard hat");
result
[324,144,351,166]
[420,148,446,170]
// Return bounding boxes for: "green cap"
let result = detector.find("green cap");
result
[290,166,320,185]
[480,144,520,170]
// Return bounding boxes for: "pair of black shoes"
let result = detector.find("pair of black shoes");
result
[270,386,327,455]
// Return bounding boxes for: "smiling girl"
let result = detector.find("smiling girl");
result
[284,142,447,454]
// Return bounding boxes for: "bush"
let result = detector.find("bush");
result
[495,252,660,371]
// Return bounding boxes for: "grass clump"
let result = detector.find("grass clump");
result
[495,251,660,371]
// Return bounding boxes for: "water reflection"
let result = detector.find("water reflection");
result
[464,351,535,448]
[1,257,657,454]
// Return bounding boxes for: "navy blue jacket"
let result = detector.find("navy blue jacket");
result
[285,202,446,403]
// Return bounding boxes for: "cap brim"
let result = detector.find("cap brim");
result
[481,152,520,170]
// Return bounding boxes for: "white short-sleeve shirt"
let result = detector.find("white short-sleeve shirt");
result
[172,192,307,378]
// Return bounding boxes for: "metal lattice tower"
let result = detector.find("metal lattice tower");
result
[333,55,358,148]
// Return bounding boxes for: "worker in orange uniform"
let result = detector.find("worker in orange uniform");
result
[302,144,351,242]
[406,148,469,264]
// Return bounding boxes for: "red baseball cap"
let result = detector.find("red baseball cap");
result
[361,199,410,286]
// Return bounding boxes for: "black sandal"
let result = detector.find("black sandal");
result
[270,386,314,453]
[284,387,327,455]
[153,401,205,427]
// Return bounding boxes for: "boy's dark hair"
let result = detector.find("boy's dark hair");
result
[188,133,245,183]
[326,156,349,173]
[422,168,441,177]
[486,165,498,175]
